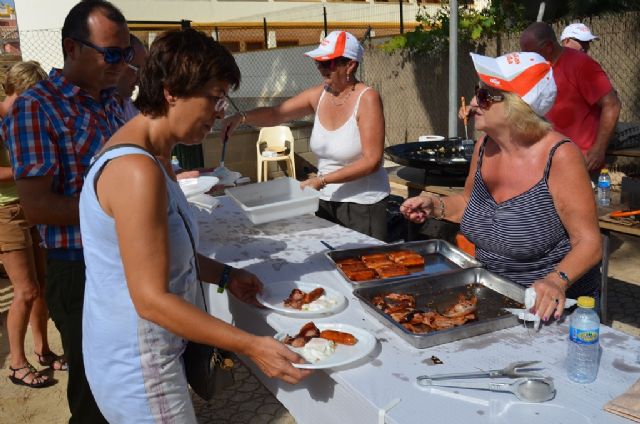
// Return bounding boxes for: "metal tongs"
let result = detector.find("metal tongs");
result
[416,360,542,384]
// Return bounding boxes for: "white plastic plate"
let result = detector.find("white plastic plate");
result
[275,323,376,369]
[178,175,219,199]
[257,281,346,317]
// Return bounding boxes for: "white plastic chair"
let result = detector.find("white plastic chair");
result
[256,126,296,182]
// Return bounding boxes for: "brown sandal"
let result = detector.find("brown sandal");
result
[35,351,68,371]
[8,363,52,388]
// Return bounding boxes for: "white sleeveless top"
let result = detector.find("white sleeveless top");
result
[309,86,390,204]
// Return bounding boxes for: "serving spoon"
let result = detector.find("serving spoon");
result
[419,377,556,403]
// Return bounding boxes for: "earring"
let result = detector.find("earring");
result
[346,73,350,82]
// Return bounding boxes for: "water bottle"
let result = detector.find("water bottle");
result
[567,296,600,383]
[170,156,181,172]
[597,168,611,207]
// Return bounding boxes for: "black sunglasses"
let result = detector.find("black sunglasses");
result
[475,85,505,109]
[73,38,134,65]
[317,57,351,71]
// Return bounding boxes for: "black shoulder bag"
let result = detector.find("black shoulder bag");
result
[177,200,236,401]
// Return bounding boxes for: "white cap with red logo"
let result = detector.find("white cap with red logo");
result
[470,52,557,116]
[305,31,364,62]
[560,23,599,42]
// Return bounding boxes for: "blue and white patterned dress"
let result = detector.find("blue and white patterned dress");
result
[80,145,198,423]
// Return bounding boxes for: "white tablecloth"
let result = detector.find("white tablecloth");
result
[197,197,640,424]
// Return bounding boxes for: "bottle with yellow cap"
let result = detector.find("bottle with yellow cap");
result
[567,296,600,383]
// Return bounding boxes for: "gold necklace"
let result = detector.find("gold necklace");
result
[330,83,357,107]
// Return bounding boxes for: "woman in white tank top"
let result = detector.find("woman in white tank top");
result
[222,31,390,240]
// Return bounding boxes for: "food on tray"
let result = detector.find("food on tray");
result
[372,292,478,334]
[343,268,377,281]
[283,287,325,310]
[375,264,410,278]
[319,330,358,345]
[282,322,358,363]
[337,249,425,282]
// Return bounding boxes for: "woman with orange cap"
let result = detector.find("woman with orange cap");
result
[401,52,602,323]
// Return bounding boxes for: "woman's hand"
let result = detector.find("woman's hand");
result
[300,176,324,191]
[400,196,437,224]
[531,274,568,321]
[226,268,263,307]
[246,336,312,384]
[220,113,245,141]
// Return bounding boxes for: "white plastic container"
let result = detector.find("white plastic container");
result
[225,177,320,224]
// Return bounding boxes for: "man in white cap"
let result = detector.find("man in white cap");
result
[560,23,599,54]
[520,22,620,172]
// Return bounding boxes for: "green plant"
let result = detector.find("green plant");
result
[381,0,527,55]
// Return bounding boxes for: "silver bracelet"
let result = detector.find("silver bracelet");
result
[432,196,446,220]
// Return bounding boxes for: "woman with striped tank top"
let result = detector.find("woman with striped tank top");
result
[222,31,390,240]
[401,52,602,322]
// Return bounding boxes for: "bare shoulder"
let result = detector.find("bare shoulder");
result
[98,151,165,194]
[546,133,584,166]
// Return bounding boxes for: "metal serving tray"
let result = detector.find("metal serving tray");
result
[325,239,482,288]
[353,268,525,349]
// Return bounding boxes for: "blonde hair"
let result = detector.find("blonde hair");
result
[503,92,552,141]
[4,61,47,96]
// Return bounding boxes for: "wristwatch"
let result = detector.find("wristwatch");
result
[217,265,233,293]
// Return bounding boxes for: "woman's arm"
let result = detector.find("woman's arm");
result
[400,137,481,223]
[221,85,322,136]
[197,254,263,307]
[532,140,602,321]
[97,154,310,383]
[0,165,13,182]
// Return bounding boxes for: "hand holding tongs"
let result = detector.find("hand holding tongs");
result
[416,360,542,384]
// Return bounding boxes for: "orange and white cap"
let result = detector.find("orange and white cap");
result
[470,52,557,116]
[561,23,599,42]
[305,31,364,62]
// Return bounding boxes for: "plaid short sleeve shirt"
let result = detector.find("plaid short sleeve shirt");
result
[1,68,125,249]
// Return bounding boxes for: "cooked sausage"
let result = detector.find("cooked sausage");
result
[320,330,358,345]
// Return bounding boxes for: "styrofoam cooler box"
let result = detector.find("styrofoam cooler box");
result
[225,177,320,224]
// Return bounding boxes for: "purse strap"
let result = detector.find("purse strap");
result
[176,207,209,314]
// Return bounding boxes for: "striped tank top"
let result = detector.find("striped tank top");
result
[460,138,599,297]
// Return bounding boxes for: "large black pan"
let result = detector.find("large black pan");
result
[385,137,473,175]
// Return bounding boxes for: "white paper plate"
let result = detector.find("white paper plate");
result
[257,281,346,317]
[178,176,219,198]
[275,323,376,369]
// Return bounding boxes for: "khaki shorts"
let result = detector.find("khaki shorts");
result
[0,202,38,252]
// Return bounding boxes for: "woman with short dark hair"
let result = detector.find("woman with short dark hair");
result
[80,29,310,423]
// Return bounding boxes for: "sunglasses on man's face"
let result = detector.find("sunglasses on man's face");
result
[475,85,505,109]
[73,38,134,65]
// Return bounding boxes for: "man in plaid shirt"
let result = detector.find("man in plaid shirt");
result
[2,2,131,422]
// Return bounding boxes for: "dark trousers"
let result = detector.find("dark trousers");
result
[45,257,107,424]
[317,197,389,241]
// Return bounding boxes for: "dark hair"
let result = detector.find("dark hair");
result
[61,0,127,59]
[522,22,558,44]
[135,28,241,117]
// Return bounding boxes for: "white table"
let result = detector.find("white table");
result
[197,197,640,424]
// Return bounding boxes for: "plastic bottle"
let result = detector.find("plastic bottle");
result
[597,168,611,207]
[567,296,600,383]
[171,156,181,172]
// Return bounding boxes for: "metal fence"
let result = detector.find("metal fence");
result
[9,11,640,150]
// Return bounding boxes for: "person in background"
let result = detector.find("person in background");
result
[222,31,390,241]
[401,52,602,323]
[560,23,599,54]
[1,61,65,388]
[520,22,621,172]
[2,1,132,421]
[80,28,310,423]
[116,34,147,121]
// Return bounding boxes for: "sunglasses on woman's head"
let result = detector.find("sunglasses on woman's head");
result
[73,38,135,65]
[475,85,505,109]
